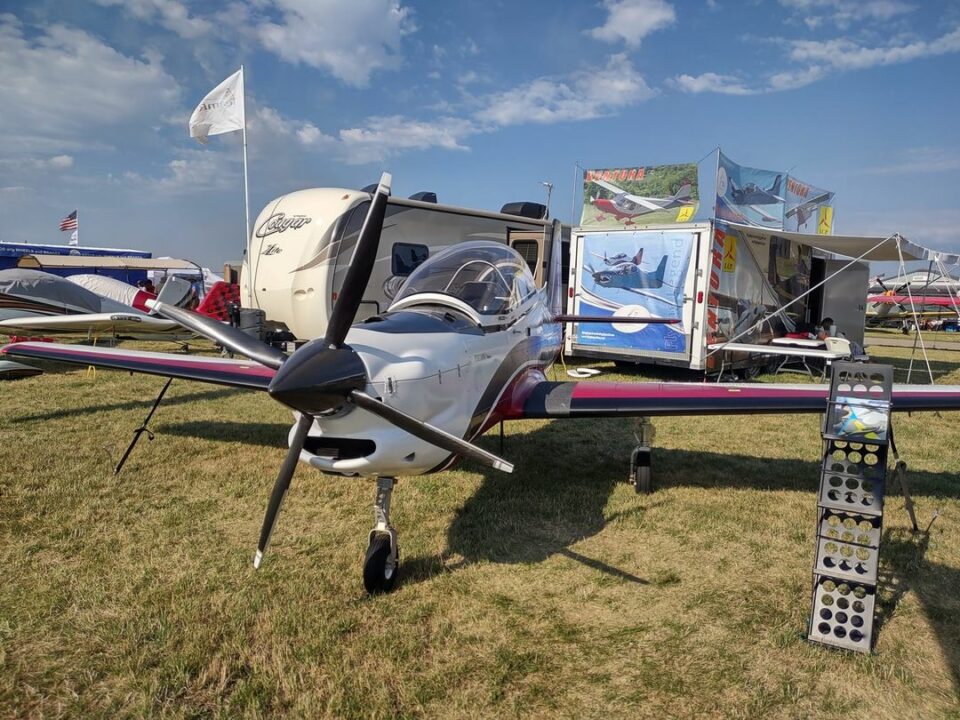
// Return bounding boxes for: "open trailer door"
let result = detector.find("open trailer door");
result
[565,226,704,366]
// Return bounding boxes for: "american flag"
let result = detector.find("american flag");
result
[59,210,78,232]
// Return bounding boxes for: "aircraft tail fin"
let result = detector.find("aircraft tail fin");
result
[197,281,241,321]
[673,182,692,201]
[654,254,668,283]
[771,175,782,196]
[153,278,193,311]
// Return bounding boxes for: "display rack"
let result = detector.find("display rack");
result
[807,362,893,653]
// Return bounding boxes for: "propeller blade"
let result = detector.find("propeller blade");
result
[348,390,513,473]
[153,302,287,370]
[323,173,392,348]
[253,412,313,569]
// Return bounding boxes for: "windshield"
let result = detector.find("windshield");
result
[391,241,536,319]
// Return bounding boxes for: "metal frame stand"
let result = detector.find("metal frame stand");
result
[888,428,919,533]
[807,362,893,653]
[114,378,173,475]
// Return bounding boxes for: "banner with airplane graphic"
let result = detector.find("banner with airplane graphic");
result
[714,151,835,234]
[784,176,834,234]
[581,164,700,229]
[574,230,693,354]
[715,152,785,229]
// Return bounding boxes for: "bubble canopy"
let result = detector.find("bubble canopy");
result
[389,241,537,325]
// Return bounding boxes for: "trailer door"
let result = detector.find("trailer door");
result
[568,228,702,364]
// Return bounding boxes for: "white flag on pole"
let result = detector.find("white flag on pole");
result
[188,68,245,144]
[69,230,78,246]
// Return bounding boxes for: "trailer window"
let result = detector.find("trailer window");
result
[392,243,429,276]
[511,240,539,277]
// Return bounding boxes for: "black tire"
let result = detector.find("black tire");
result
[633,462,653,495]
[737,365,761,380]
[363,534,399,595]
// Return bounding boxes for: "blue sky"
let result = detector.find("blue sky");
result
[1,0,958,270]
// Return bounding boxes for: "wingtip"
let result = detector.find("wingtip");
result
[253,550,263,570]
[494,460,515,473]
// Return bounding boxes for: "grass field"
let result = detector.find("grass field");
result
[2,342,960,718]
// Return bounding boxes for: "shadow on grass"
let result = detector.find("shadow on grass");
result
[875,526,960,692]
[157,420,290,448]
[18,387,244,422]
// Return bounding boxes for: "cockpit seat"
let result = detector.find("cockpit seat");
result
[458,281,500,313]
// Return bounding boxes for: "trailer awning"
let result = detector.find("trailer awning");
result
[725,223,959,264]
[17,255,199,271]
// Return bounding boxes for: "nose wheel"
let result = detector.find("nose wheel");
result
[364,477,399,594]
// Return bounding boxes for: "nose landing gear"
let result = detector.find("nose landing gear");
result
[364,476,399,594]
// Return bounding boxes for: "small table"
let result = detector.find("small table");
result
[708,341,848,380]
[770,337,825,349]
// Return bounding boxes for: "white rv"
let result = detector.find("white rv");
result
[241,188,565,340]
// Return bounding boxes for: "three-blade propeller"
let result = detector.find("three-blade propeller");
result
[155,172,512,569]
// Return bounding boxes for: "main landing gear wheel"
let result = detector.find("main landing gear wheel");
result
[364,534,399,594]
[631,449,652,494]
[364,476,400,595]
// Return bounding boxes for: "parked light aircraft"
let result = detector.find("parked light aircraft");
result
[6,174,960,595]
[0,271,238,337]
[588,178,695,223]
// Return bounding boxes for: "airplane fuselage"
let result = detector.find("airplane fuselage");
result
[299,296,562,477]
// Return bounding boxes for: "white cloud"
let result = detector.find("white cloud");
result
[672,72,753,95]
[0,15,180,155]
[337,116,478,164]
[256,0,415,87]
[125,148,239,194]
[779,0,915,29]
[92,0,212,39]
[766,64,827,90]
[475,54,655,126]
[589,0,676,46]
[47,154,74,169]
[788,27,960,70]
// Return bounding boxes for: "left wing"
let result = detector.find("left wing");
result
[516,380,960,418]
[0,312,181,334]
[1,341,275,390]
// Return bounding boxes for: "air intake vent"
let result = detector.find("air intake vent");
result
[408,192,437,203]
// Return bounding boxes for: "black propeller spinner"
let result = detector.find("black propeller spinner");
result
[154,172,513,570]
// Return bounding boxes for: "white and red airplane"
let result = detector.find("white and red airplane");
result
[0,271,239,337]
[588,178,695,223]
[5,174,960,594]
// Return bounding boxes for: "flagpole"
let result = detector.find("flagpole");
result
[240,65,253,307]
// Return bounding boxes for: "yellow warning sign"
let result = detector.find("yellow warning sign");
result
[722,235,737,272]
[676,206,695,222]
[817,207,833,235]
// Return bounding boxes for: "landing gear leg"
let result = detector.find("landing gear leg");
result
[364,476,399,594]
[629,416,655,494]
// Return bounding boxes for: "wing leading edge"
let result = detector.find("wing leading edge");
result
[518,381,960,418]
[1,341,276,390]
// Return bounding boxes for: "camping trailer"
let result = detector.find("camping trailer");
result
[563,220,868,374]
[241,188,567,340]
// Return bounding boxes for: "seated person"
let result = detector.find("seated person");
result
[817,317,867,359]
